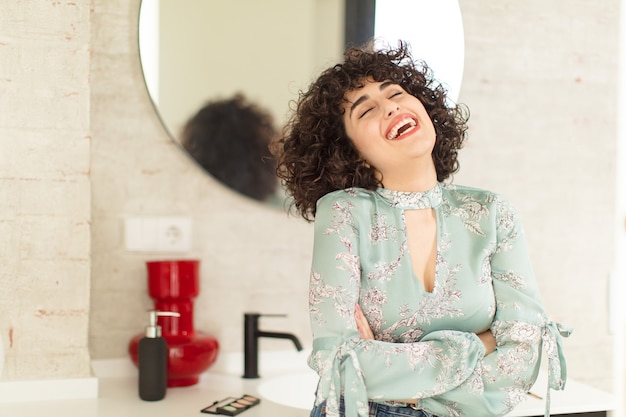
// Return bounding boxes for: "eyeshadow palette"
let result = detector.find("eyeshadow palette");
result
[201,395,261,416]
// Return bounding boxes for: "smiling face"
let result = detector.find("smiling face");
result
[342,78,438,189]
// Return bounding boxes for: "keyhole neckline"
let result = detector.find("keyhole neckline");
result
[377,182,443,210]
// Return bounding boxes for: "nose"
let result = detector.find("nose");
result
[384,100,400,118]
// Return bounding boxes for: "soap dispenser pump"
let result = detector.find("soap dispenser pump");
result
[138,309,180,401]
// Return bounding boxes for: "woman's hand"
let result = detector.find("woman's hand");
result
[476,329,496,356]
[354,304,374,340]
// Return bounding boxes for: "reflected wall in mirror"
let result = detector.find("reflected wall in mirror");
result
[138,0,464,206]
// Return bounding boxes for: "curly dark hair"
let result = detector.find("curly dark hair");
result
[271,40,469,221]
[181,93,278,201]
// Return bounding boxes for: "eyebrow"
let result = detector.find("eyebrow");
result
[348,81,394,117]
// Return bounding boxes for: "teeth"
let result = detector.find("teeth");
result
[387,118,416,140]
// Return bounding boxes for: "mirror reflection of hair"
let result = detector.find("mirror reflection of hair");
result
[180,94,280,203]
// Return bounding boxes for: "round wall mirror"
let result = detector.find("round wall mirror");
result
[138,0,465,207]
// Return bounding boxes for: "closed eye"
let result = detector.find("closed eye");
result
[358,107,374,119]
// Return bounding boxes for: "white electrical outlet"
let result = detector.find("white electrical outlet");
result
[124,216,192,253]
[155,217,192,252]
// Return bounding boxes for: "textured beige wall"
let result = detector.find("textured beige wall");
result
[0,0,620,397]
[0,0,92,380]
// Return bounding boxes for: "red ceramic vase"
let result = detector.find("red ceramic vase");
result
[129,260,219,387]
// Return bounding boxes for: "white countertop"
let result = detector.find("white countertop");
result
[0,355,310,417]
[0,374,307,417]
[0,351,616,417]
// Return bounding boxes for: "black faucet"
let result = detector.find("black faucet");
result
[242,312,304,379]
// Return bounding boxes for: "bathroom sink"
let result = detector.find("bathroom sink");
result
[256,370,318,410]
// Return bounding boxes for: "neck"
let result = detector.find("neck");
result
[380,160,438,192]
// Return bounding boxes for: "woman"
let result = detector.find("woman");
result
[272,41,570,417]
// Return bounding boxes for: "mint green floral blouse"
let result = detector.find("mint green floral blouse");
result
[307,183,570,417]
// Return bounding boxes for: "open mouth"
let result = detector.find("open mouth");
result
[386,117,418,140]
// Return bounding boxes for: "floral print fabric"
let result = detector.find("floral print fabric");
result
[307,183,570,417]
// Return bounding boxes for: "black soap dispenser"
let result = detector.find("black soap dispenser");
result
[138,309,180,401]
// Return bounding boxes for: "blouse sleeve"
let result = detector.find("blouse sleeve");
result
[416,195,571,417]
[307,193,487,417]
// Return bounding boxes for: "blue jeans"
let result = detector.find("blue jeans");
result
[310,399,437,417]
